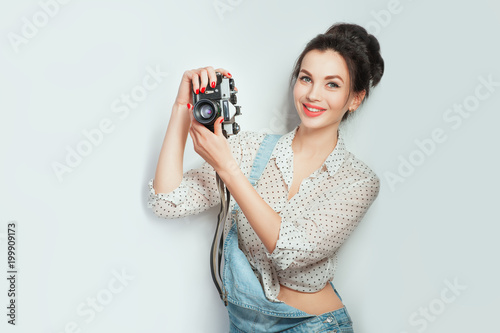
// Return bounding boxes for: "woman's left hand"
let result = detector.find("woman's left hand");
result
[188,109,238,177]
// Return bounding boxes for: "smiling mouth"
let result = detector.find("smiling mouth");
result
[303,104,326,112]
[302,104,327,117]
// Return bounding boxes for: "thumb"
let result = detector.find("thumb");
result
[214,117,224,137]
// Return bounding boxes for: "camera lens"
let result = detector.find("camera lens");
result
[199,104,214,119]
[193,100,219,128]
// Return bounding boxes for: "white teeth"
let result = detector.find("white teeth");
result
[305,106,324,112]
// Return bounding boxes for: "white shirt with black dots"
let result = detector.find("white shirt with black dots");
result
[147,125,380,302]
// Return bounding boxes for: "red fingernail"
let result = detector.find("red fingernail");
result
[201,87,206,93]
[195,89,199,95]
[227,73,232,77]
[211,81,216,88]
[219,118,224,124]
[187,103,191,109]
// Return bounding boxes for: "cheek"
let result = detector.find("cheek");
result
[328,97,345,110]
[293,82,305,102]
[327,92,350,111]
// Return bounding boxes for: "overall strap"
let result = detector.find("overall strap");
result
[216,133,282,305]
[232,133,282,214]
[248,134,282,186]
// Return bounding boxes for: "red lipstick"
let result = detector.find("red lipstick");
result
[302,103,326,117]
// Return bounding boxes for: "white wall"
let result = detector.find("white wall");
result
[1,0,499,332]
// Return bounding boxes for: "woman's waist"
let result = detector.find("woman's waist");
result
[277,282,345,316]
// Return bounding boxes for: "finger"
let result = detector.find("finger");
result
[185,102,194,119]
[199,68,209,94]
[191,72,200,95]
[189,116,200,142]
[189,109,203,134]
[189,106,197,124]
[213,116,224,137]
[215,68,232,78]
[188,126,198,150]
[189,107,197,125]
[205,66,217,89]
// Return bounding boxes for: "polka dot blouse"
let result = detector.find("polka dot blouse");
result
[148,124,380,302]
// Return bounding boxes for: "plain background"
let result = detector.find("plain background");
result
[1,0,499,332]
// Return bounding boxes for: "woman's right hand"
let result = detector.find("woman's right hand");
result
[174,66,232,109]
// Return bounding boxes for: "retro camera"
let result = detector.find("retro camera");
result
[192,72,242,137]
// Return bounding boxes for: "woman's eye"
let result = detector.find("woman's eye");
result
[300,76,311,83]
[327,82,340,88]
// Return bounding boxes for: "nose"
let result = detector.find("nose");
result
[306,83,321,102]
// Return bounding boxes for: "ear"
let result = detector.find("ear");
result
[348,90,366,112]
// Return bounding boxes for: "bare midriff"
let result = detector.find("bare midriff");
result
[277,282,345,316]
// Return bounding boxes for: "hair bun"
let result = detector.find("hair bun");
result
[366,34,384,87]
[325,23,384,89]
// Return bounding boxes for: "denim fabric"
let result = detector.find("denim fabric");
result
[222,134,355,333]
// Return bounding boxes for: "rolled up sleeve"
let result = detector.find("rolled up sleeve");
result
[147,161,218,219]
[147,131,245,219]
[266,175,380,271]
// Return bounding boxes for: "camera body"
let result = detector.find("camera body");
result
[192,72,242,137]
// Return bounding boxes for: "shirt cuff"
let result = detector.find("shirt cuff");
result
[147,178,189,208]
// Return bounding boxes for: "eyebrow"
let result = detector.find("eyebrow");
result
[300,69,344,83]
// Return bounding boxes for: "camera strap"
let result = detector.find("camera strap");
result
[210,133,282,306]
[210,172,230,305]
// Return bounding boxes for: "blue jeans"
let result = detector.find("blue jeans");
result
[221,134,354,332]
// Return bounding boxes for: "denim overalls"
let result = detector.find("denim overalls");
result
[222,134,354,333]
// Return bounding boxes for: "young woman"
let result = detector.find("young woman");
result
[148,23,384,332]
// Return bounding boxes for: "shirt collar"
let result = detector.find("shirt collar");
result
[270,125,347,185]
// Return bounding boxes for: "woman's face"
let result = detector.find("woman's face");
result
[293,49,361,131]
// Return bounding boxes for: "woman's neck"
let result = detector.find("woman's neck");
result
[292,123,339,159]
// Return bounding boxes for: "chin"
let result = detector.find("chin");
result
[298,115,339,131]
[297,116,324,128]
